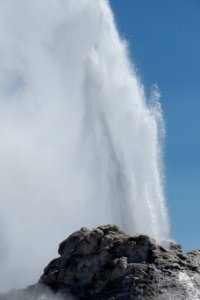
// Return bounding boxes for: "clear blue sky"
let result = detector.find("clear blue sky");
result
[110,0,200,251]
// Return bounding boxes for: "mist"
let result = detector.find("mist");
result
[1,285,72,300]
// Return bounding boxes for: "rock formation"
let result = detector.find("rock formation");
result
[1,225,200,299]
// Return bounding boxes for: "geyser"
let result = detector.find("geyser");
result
[0,0,169,292]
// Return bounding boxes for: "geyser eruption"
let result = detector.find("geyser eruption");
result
[0,0,169,292]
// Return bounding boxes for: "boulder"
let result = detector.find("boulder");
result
[40,225,200,299]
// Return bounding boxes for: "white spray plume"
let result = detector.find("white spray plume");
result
[0,0,169,292]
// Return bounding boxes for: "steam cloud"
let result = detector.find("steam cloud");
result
[0,0,169,292]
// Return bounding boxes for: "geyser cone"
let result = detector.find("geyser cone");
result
[0,0,169,292]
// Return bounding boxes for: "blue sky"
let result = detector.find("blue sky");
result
[110,0,200,251]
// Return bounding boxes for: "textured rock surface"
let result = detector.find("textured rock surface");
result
[39,225,200,299]
[1,225,200,299]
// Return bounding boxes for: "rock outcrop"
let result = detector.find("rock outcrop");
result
[1,225,200,299]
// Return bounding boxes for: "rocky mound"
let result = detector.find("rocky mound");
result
[1,225,200,299]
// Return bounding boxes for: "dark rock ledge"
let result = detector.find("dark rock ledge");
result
[1,225,200,299]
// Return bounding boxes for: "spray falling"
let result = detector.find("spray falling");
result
[0,0,169,292]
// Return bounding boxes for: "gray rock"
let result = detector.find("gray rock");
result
[40,225,200,299]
